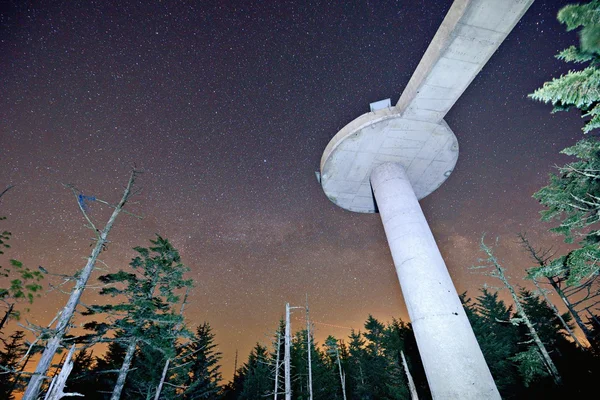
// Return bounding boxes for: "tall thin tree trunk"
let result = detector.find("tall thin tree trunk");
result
[110,338,137,400]
[533,279,583,348]
[547,277,595,349]
[284,303,291,400]
[153,358,170,400]
[334,346,347,400]
[482,240,562,385]
[306,296,313,400]
[273,332,281,400]
[401,351,418,400]
[44,345,82,400]
[23,170,138,400]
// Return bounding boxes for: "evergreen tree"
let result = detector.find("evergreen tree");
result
[361,315,405,399]
[84,235,193,400]
[0,213,43,332]
[89,340,128,399]
[306,338,338,400]
[346,329,369,399]
[65,348,98,399]
[529,0,600,284]
[238,343,271,400]
[462,291,521,396]
[529,0,600,134]
[183,322,222,399]
[0,330,25,399]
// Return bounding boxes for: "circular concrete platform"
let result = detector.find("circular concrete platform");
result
[320,107,459,213]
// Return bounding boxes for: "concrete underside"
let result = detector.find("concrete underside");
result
[320,0,534,214]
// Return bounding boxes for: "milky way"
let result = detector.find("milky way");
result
[0,0,584,377]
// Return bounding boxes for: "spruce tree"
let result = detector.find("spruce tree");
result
[84,235,193,400]
[182,322,222,399]
[529,0,600,134]
[461,291,521,395]
[346,329,369,399]
[0,330,26,399]
[238,343,271,400]
[529,0,600,284]
[0,216,43,332]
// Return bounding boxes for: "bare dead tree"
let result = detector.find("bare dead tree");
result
[43,345,83,400]
[401,351,418,400]
[22,169,142,400]
[518,233,598,350]
[478,237,562,386]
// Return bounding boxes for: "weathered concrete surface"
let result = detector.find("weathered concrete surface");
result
[371,163,500,399]
[320,0,534,214]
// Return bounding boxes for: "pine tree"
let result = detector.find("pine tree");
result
[0,330,26,399]
[529,1,600,134]
[529,1,600,284]
[183,322,222,399]
[461,291,521,395]
[0,213,43,332]
[346,329,369,399]
[362,315,405,399]
[64,348,97,399]
[238,343,271,400]
[84,235,193,400]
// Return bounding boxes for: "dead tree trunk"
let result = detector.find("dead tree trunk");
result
[547,276,596,349]
[284,303,291,400]
[153,358,170,400]
[43,345,83,400]
[306,296,313,400]
[481,239,562,386]
[401,351,418,400]
[273,332,281,400]
[333,344,347,400]
[23,170,140,400]
[110,338,137,400]
[518,234,596,349]
[532,278,583,348]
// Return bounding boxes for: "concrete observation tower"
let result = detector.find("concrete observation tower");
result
[318,1,533,398]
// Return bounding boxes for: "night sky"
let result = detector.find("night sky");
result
[0,0,586,378]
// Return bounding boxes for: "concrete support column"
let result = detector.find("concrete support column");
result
[370,162,500,400]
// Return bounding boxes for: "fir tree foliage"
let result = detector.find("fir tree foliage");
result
[0,217,43,329]
[182,322,223,400]
[86,235,193,354]
[530,1,600,283]
[0,330,26,399]
[83,235,193,400]
[529,0,600,133]
[531,135,600,283]
[238,343,271,400]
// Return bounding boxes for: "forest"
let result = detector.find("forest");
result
[2,0,600,399]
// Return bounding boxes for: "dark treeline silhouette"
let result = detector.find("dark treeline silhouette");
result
[2,282,599,399]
